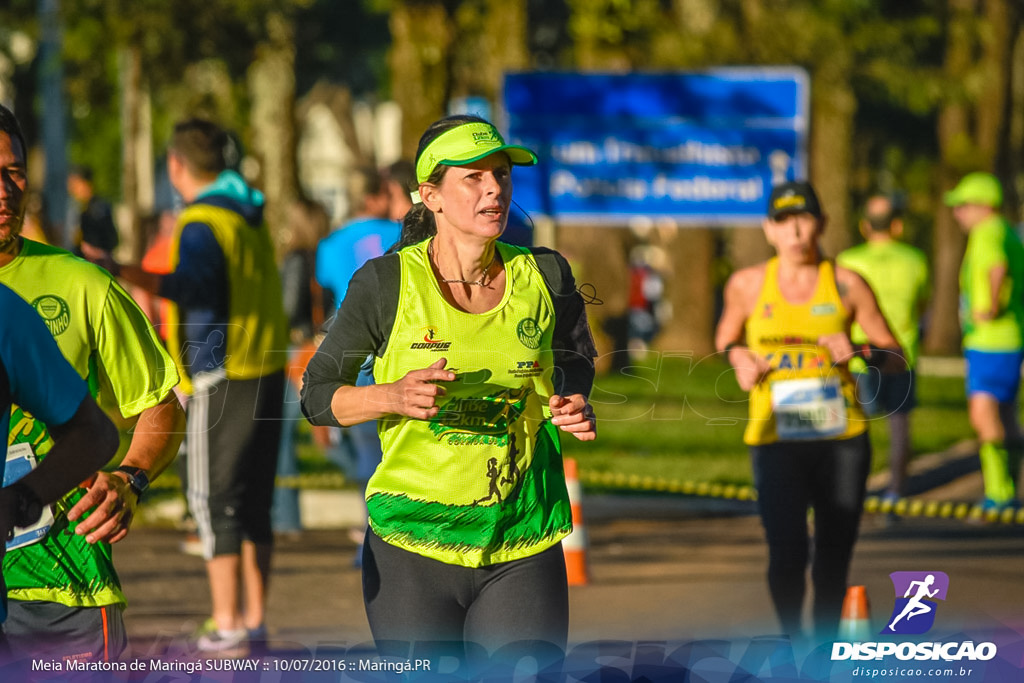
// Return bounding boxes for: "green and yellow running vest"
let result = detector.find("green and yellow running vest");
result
[367,240,572,567]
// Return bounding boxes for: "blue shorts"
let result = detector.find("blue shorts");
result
[854,369,916,416]
[965,349,1024,403]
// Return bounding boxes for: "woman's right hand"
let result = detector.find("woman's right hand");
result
[728,346,772,392]
[382,357,456,419]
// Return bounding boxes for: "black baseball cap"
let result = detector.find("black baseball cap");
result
[767,180,822,219]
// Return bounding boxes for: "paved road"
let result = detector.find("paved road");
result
[11,444,1023,682]
[108,496,1024,682]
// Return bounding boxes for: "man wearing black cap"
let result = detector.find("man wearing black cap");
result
[715,179,903,638]
[67,165,119,258]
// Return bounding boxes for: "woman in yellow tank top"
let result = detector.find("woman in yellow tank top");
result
[715,180,904,640]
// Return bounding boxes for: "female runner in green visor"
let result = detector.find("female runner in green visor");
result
[301,115,598,668]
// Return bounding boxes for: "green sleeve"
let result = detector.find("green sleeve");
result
[301,254,400,427]
[95,278,179,417]
[530,247,597,398]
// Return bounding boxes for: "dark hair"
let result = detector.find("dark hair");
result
[170,118,229,176]
[69,164,94,183]
[287,196,330,252]
[384,159,417,194]
[391,114,491,252]
[348,165,387,211]
[0,104,28,165]
[864,195,900,233]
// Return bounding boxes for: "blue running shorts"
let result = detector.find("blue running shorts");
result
[965,349,1024,403]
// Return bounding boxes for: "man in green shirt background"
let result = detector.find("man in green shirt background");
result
[838,193,930,507]
[946,172,1024,513]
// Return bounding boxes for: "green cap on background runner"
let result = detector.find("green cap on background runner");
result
[944,172,1003,208]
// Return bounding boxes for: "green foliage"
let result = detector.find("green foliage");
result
[1,0,1016,275]
[292,0,390,97]
[6,0,340,200]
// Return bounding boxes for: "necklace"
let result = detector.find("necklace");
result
[429,241,497,287]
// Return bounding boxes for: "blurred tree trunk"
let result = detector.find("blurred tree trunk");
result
[981,0,1020,220]
[927,0,976,356]
[737,0,858,258]
[451,0,527,104]
[926,0,1017,355]
[389,1,453,159]
[389,1,526,158]
[663,228,715,357]
[1009,22,1024,221]
[977,0,1014,167]
[810,73,856,259]
[39,0,68,246]
[120,44,143,262]
[248,11,299,254]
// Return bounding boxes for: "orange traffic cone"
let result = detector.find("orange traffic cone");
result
[562,457,589,586]
[838,585,872,641]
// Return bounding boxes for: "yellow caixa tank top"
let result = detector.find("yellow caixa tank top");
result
[367,239,572,568]
[743,258,866,446]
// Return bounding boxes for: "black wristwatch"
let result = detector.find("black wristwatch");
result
[115,466,150,498]
[9,481,43,529]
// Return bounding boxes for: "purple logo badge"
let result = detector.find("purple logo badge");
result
[882,571,949,635]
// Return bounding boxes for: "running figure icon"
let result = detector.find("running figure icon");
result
[888,574,939,631]
[474,458,503,505]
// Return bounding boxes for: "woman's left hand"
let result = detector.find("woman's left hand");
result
[549,394,596,441]
[817,332,856,365]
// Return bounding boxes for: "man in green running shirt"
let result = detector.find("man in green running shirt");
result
[0,103,185,663]
[838,194,929,505]
[946,172,1024,513]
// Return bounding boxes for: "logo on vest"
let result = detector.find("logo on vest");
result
[411,327,452,351]
[509,360,543,379]
[811,303,837,316]
[516,317,542,349]
[32,295,71,336]
[429,387,529,446]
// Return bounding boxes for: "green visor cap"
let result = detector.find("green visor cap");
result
[944,172,1003,208]
[415,122,538,184]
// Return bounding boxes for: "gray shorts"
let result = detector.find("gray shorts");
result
[3,600,127,663]
[186,369,285,558]
[854,369,916,416]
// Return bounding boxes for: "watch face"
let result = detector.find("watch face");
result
[117,467,150,495]
[13,486,43,528]
[24,499,43,526]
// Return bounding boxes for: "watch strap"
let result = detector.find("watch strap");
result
[115,466,150,497]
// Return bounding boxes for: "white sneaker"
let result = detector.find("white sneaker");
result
[194,619,249,658]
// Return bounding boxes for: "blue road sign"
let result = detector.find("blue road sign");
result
[502,69,809,226]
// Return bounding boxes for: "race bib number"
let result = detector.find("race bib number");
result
[770,377,847,440]
[3,443,55,550]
